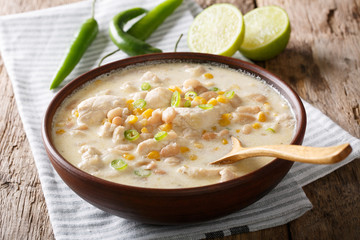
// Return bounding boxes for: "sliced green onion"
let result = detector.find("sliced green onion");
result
[184,100,191,107]
[110,159,128,170]
[209,87,219,91]
[225,90,235,99]
[134,168,152,177]
[171,91,181,107]
[154,131,168,141]
[134,99,146,109]
[185,91,197,100]
[141,82,151,91]
[198,104,214,110]
[266,128,276,133]
[124,129,140,141]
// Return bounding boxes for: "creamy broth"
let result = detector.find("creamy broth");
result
[52,62,295,188]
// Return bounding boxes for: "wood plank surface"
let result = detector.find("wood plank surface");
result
[0,0,359,239]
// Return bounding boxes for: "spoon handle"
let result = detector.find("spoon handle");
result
[212,143,352,165]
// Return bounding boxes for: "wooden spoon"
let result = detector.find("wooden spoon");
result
[211,136,352,165]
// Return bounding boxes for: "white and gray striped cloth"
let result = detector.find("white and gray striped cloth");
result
[0,0,359,239]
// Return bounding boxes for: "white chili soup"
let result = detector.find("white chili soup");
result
[52,62,295,188]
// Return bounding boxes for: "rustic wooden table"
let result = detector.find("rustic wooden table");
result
[0,0,359,239]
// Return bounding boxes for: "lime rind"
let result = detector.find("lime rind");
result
[239,6,291,61]
[188,4,245,57]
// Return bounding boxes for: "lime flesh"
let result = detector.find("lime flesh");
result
[188,4,245,57]
[239,6,291,61]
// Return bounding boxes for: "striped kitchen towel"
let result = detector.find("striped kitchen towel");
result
[0,0,359,239]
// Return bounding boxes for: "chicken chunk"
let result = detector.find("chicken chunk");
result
[140,71,162,83]
[98,122,116,137]
[173,104,234,130]
[145,87,172,108]
[177,166,220,178]
[78,145,103,172]
[77,95,126,126]
[112,126,126,144]
[219,168,238,182]
[136,138,168,156]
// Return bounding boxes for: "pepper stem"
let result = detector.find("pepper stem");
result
[98,49,121,67]
[91,0,96,19]
[174,33,183,52]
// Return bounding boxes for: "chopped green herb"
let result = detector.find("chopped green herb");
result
[124,129,140,141]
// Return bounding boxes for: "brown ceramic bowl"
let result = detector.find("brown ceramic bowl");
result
[42,52,306,225]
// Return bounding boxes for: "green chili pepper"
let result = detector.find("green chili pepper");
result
[109,8,162,56]
[225,90,235,99]
[154,131,168,141]
[124,129,140,141]
[50,0,98,90]
[141,82,151,91]
[184,100,191,107]
[127,0,183,41]
[133,99,147,109]
[185,91,197,100]
[198,104,214,110]
[171,91,181,107]
[134,168,152,177]
[110,159,128,170]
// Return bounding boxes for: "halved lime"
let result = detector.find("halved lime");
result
[239,6,291,61]
[188,4,245,56]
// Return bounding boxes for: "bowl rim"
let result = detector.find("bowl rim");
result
[42,52,306,195]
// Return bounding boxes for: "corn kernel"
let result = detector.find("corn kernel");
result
[94,79,102,85]
[142,109,153,119]
[236,129,241,133]
[207,98,218,106]
[132,108,145,115]
[122,153,135,160]
[168,86,182,93]
[194,142,203,149]
[263,102,272,111]
[159,123,172,132]
[141,127,148,133]
[252,122,262,129]
[180,146,190,153]
[194,96,207,104]
[258,111,267,122]
[219,118,231,127]
[218,91,225,95]
[216,95,229,103]
[126,99,134,111]
[203,73,214,79]
[55,122,65,127]
[147,151,160,159]
[56,129,65,134]
[72,109,79,118]
[213,147,219,151]
[211,126,217,131]
[126,115,138,124]
[189,154,197,160]
[222,138,228,145]
[219,113,232,126]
